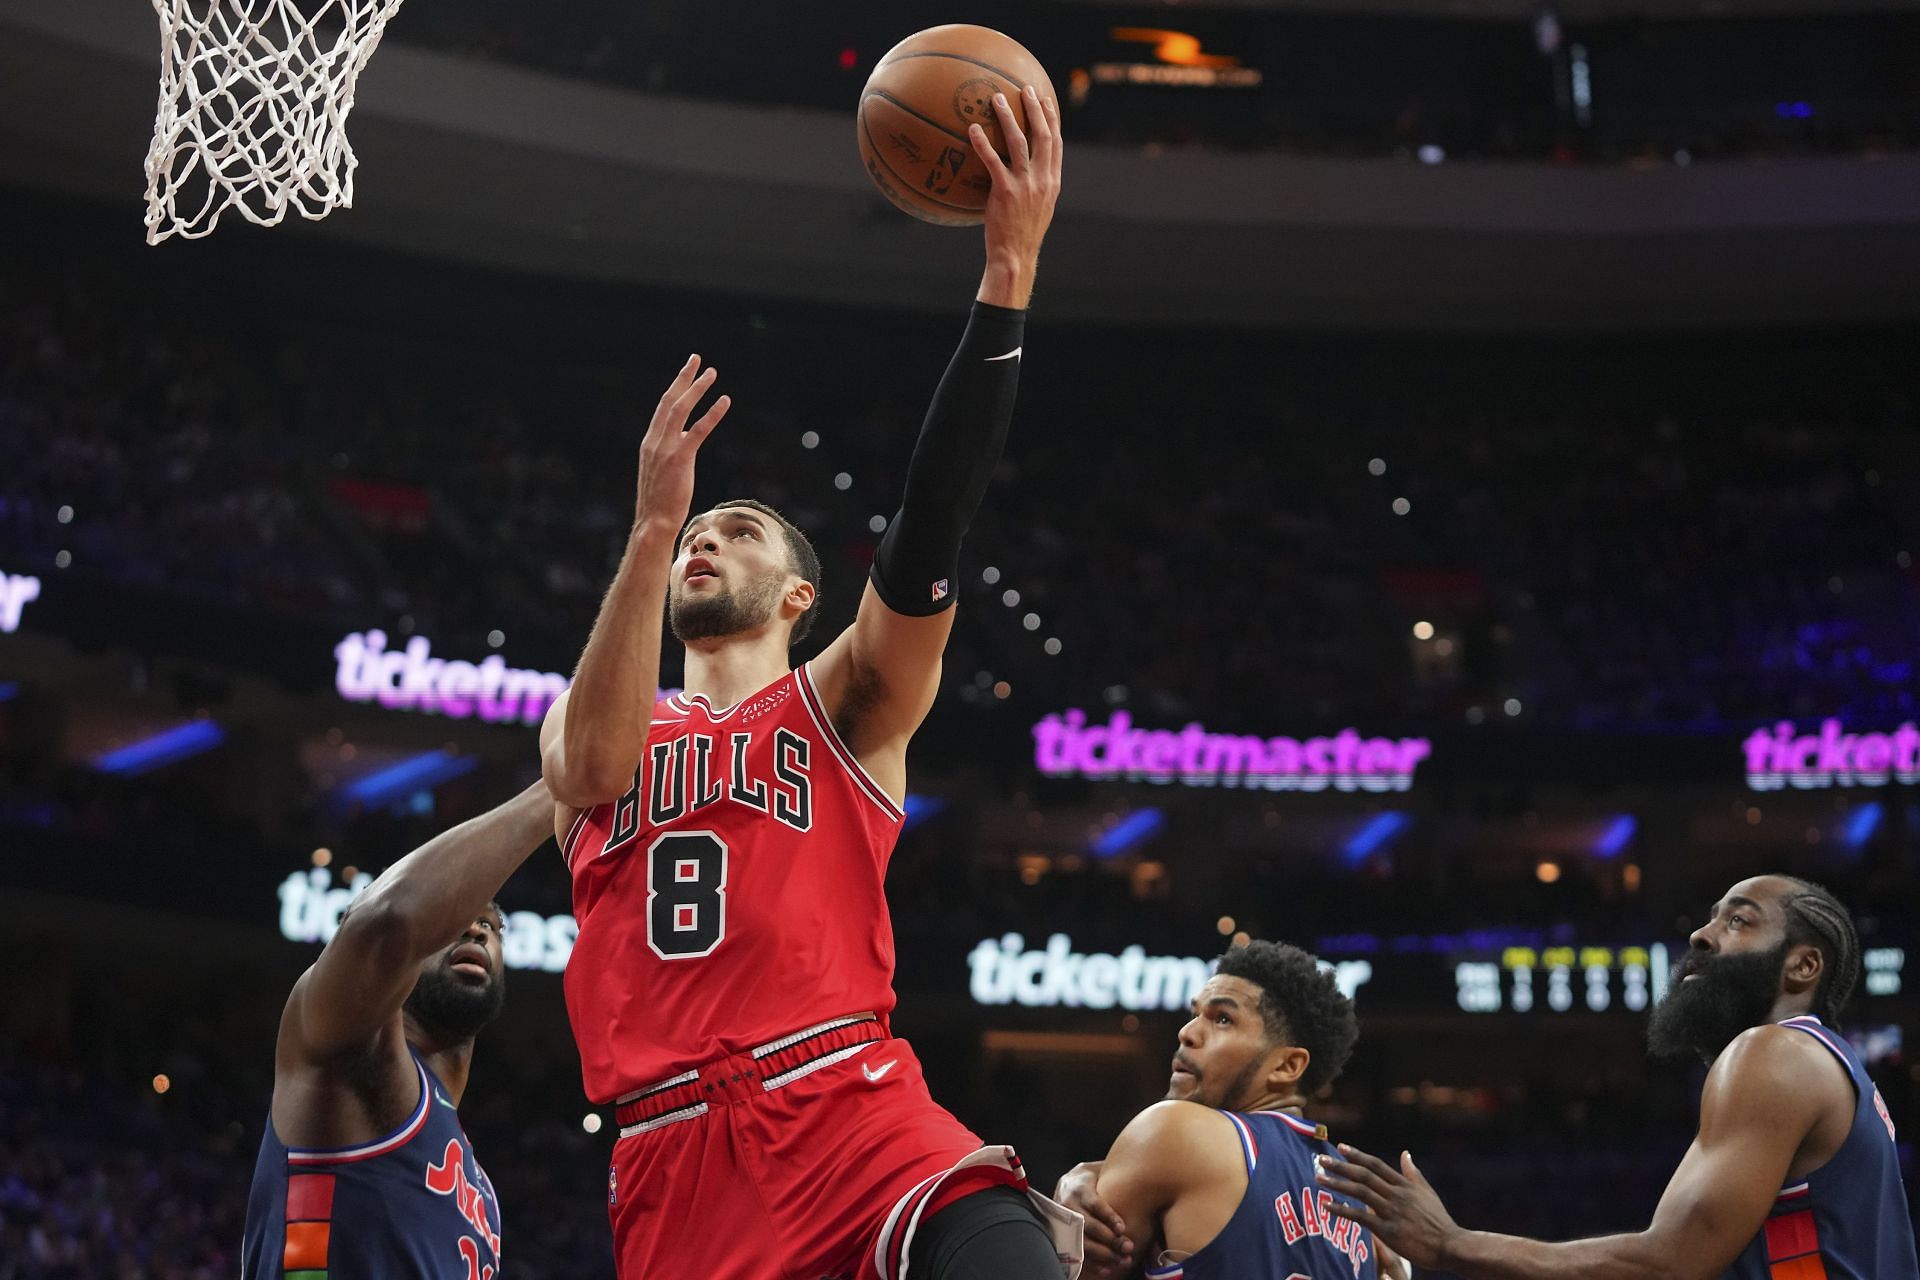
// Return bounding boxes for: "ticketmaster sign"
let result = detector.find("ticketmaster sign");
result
[277,867,577,972]
[967,933,1373,1011]
[1033,709,1431,792]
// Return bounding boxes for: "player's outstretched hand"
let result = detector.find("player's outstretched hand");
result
[1054,1162,1133,1278]
[634,355,731,536]
[969,83,1062,292]
[1317,1143,1460,1269]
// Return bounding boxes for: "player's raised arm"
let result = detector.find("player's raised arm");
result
[810,86,1062,783]
[1317,1022,1843,1280]
[541,358,732,809]
[278,781,555,1066]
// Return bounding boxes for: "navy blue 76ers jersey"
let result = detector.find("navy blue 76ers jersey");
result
[243,1051,503,1279]
[1148,1110,1379,1280]
[1726,1016,1919,1280]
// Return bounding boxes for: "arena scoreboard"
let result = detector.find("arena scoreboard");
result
[1452,944,1668,1014]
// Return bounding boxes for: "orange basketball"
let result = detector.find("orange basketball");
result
[857,25,1057,227]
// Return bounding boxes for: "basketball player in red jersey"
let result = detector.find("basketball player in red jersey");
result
[539,86,1078,1280]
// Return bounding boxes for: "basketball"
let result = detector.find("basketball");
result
[857,25,1058,227]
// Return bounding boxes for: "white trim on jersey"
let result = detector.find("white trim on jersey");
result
[794,661,907,823]
[1256,1109,1323,1138]
[759,1041,876,1092]
[751,1012,879,1059]
[671,690,747,722]
[286,1058,432,1164]
[617,1101,709,1139]
[560,805,592,869]
[1779,1014,1851,1065]
[614,1068,700,1106]
[1222,1111,1259,1174]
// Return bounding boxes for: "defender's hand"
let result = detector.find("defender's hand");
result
[1055,1162,1134,1278]
[635,355,730,536]
[971,84,1062,308]
[1318,1144,1461,1270]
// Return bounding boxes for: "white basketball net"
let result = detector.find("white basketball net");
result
[144,0,407,243]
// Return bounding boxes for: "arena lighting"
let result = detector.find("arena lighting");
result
[1093,27,1263,88]
[1593,814,1637,858]
[0,571,40,632]
[93,721,227,776]
[1109,28,1242,69]
[900,794,945,832]
[1091,807,1165,858]
[340,750,479,805]
[1842,802,1884,851]
[1343,811,1409,863]
[1864,949,1905,997]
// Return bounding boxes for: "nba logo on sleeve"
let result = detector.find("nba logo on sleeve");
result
[608,1163,618,1206]
[930,579,950,603]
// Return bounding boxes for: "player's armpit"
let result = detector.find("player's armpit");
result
[1325,1025,1837,1280]
[808,583,950,776]
[1094,1102,1244,1271]
[1630,1024,1841,1277]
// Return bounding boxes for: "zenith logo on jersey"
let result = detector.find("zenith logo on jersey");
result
[425,1138,501,1265]
[1274,1185,1371,1278]
[602,729,814,856]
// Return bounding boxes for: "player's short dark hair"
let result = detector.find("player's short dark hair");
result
[698,498,822,644]
[1778,877,1861,1026]
[1215,940,1360,1096]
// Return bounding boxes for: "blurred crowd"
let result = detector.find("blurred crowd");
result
[0,1030,611,1280]
[3,225,1915,742]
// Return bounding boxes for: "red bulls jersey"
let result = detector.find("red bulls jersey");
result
[561,663,907,1102]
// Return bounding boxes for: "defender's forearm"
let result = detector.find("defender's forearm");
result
[356,781,554,957]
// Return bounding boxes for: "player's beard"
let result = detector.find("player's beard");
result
[1168,1051,1269,1110]
[404,960,506,1042]
[1646,939,1789,1062]
[669,571,785,643]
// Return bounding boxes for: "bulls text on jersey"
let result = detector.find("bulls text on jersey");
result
[598,728,814,857]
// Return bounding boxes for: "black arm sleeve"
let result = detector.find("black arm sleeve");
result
[868,300,1027,616]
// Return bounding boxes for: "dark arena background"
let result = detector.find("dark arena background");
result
[3,0,1920,1274]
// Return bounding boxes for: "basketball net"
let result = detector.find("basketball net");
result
[144,0,406,243]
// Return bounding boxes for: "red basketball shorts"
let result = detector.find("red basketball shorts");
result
[605,1014,1078,1280]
